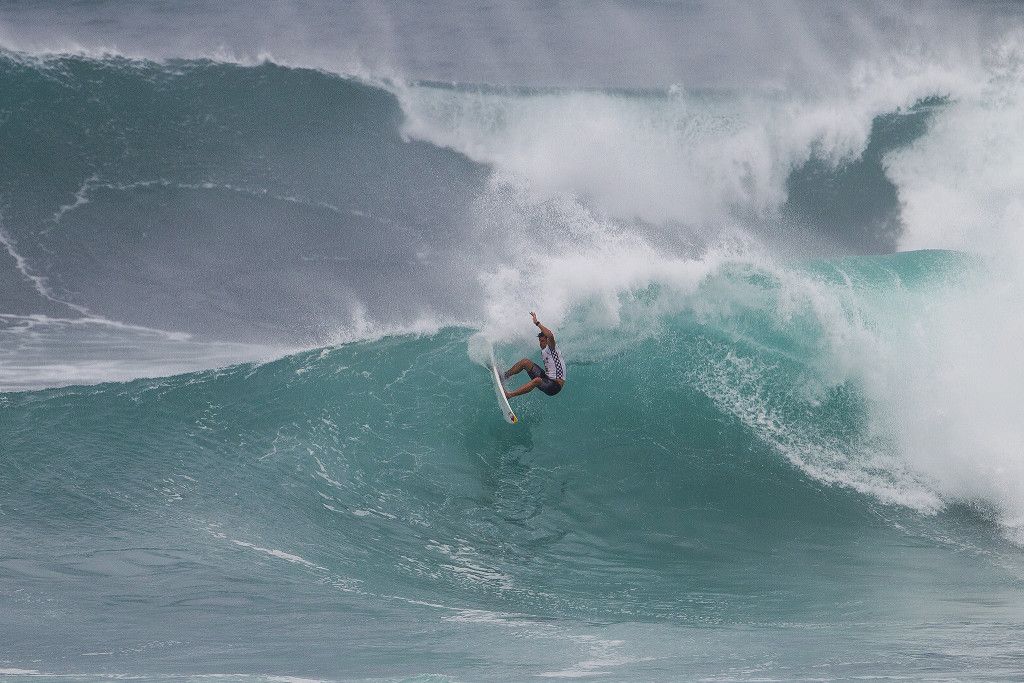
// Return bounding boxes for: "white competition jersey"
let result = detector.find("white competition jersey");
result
[541,345,566,381]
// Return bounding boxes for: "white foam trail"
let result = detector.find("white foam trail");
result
[0,211,89,314]
[0,314,286,392]
[0,208,179,336]
[0,313,191,340]
[45,176,366,227]
[229,540,326,571]
[317,302,458,348]
[51,173,98,226]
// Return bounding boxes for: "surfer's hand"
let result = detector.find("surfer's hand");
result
[530,311,538,324]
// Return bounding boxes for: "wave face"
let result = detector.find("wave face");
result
[4,5,1024,679]
[5,251,1024,680]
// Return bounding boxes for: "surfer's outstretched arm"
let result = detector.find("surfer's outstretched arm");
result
[531,311,555,346]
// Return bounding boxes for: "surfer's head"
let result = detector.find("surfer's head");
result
[537,332,548,348]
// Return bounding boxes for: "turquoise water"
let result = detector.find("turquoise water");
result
[5,251,1024,679]
[4,6,1024,677]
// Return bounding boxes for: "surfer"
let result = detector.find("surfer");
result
[504,312,566,398]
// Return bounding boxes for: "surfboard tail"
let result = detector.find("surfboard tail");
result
[489,354,518,424]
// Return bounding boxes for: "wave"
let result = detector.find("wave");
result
[5,249,1021,597]
[0,52,483,339]
[6,4,1024,678]
[2,49,1023,542]
[5,32,1024,676]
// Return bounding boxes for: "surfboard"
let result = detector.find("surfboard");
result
[489,351,518,424]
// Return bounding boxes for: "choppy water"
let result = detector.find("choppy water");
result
[3,3,1024,680]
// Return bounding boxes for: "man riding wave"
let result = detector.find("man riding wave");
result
[504,312,566,399]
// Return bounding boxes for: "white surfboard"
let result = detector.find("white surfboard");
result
[489,351,518,424]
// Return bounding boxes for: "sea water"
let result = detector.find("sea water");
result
[3,3,1024,680]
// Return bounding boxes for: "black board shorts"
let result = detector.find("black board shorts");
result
[528,363,562,396]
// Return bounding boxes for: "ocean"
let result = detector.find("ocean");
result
[2,2,1024,680]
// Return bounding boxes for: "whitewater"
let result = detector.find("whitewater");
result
[3,2,1024,680]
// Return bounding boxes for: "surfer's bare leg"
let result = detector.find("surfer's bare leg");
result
[506,377,543,398]
[504,358,537,379]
